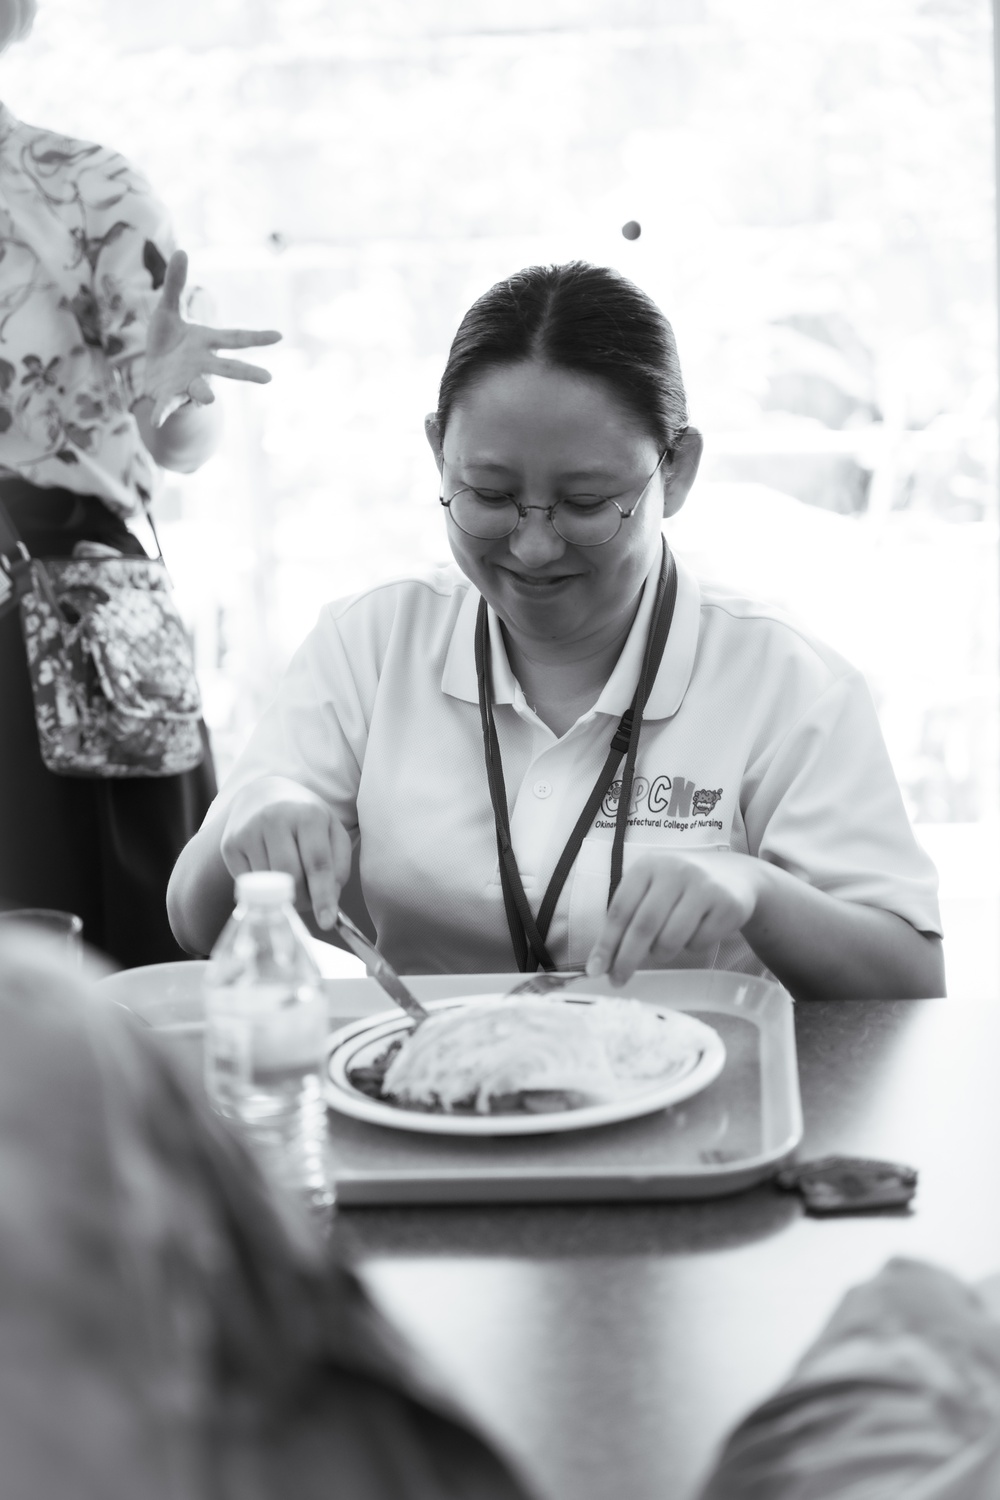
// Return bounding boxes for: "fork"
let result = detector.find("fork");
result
[503,970,587,999]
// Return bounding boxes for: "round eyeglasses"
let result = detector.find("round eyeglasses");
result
[439,451,668,548]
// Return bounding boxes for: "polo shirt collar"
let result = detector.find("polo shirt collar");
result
[440,543,701,722]
[441,581,524,707]
[645,549,701,721]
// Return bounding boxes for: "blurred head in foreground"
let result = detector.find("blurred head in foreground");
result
[0,0,35,53]
[0,935,530,1500]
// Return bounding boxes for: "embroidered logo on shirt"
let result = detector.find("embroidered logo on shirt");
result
[598,776,725,831]
[692,787,722,817]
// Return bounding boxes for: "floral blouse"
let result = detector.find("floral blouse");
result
[0,101,176,518]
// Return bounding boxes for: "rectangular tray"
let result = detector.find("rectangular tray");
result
[322,970,802,1205]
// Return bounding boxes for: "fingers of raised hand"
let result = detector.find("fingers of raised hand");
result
[159,250,189,314]
[206,328,282,350]
[150,392,189,429]
[205,354,273,385]
[186,375,215,406]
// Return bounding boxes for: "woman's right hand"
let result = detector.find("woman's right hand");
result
[219,777,352,930]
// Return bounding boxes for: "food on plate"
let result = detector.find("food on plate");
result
[347,997,713,1115]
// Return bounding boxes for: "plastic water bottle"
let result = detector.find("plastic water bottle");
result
[204,871,332,1210]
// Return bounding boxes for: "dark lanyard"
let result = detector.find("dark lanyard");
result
[475,541,678,972]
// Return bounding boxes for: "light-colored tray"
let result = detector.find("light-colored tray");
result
[97,963,802,1206]
[321,970,802,1206]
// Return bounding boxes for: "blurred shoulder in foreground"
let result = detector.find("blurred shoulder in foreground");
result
[699,1254,1000,1500]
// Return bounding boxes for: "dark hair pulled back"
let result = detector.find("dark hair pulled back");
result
[436,262,688,453]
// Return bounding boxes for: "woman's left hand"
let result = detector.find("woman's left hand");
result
[143,250,282,427]
[586,850,762,985]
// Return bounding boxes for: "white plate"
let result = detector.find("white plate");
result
[96,949,370,1034]
[98,960,209,1032]
[323,995,726,1137]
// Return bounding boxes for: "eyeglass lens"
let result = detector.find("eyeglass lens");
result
[448,492,623,545]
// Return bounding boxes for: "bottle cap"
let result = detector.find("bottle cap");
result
[234,871,295,906]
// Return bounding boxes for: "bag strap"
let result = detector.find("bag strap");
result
[0,493,29,561]
[0,485,168,568]
[0,496,82,691]
[138,495,167,568]
[0,496,34,616]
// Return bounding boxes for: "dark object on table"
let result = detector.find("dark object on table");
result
[0,933,534,1500]
[621,220,642,239]
[776,1154,918,1214]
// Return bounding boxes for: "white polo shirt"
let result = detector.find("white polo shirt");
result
[206,551,941,976]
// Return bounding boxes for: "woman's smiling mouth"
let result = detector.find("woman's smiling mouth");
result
[498,565,581,590]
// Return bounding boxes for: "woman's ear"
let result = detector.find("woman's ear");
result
[662,427,703,518]
[424,413,445,473]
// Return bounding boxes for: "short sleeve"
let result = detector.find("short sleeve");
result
[82,151,178,406]
[744,670,942,936]
[205,606,372,840]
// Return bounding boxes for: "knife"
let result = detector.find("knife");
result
[332,910,430,1026]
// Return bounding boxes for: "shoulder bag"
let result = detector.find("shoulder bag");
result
[0,496,204,778]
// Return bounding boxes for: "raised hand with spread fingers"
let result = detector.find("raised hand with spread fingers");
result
[142,249,282,429]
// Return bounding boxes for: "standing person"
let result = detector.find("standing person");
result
[0,0,281,966]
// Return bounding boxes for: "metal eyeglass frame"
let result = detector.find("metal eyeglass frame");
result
[439,448,669,546]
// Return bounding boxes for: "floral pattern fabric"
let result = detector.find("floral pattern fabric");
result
[0,101,176,517]
[20,555,204,777]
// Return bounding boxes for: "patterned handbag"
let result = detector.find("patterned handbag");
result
[0,499,204,778]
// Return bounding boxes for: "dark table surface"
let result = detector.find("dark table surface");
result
[335,995,1000,1500]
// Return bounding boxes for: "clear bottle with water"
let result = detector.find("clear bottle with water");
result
[204,871,331,1210]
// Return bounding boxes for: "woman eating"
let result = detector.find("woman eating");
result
[168,263,943,1001]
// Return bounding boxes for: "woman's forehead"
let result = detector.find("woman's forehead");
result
[445,362,656,470]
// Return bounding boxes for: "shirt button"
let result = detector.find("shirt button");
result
[533,780,553,799]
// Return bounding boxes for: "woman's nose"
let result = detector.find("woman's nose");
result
[506,506,568,567]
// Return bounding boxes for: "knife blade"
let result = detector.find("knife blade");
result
[332,910,429,1025]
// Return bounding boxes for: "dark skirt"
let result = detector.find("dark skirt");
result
[0,481,217,967]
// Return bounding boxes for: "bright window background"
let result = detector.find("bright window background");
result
[8,0,998,994]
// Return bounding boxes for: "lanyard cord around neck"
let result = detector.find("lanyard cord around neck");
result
[475,541,678,973]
